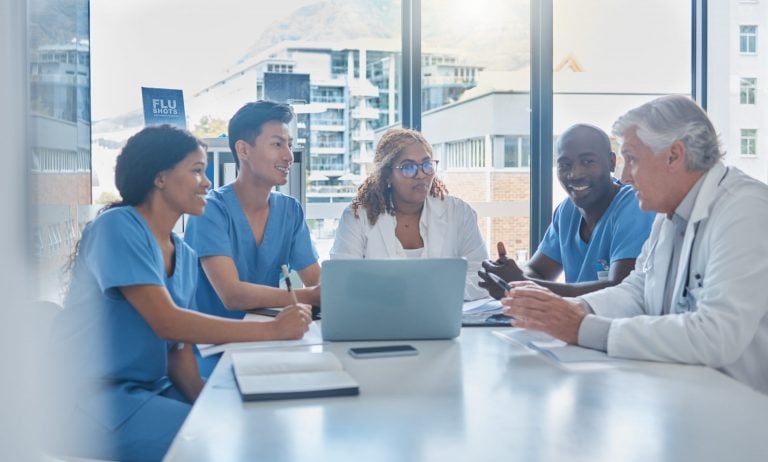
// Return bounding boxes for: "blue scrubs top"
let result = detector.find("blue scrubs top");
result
[538,183,655,283]
[184,185,318,319]
[50,206,198,432]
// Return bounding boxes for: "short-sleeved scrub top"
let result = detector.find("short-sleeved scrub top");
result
[48,206,198,460]
[184,185,318,319]
[538,183,655,283]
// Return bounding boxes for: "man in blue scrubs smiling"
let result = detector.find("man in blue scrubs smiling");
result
[184,101,321,374]
[480,124,654,298]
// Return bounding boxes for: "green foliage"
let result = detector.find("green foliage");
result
[95,190,120,205]
[192,115,228,139]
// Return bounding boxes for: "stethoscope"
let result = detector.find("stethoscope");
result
[641,167,730,312]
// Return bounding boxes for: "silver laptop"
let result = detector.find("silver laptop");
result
[320,258,467,341]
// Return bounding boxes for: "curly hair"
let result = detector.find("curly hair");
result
[351,128,448,224]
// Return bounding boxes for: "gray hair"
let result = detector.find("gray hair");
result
[612,95,722,171]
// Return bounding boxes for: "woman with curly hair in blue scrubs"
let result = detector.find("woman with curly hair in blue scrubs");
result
[47,125,312,461]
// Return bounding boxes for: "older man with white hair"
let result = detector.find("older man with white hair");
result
[501,95,768,394]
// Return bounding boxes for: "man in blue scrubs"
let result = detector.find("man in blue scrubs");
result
[184,101,320,373]
[185,100,320,318]
[480,124,654,298]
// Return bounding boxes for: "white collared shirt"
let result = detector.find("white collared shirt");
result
[330,195,490,301]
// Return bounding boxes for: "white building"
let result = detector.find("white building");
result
[708,0,768,183]
[192,39,483,203]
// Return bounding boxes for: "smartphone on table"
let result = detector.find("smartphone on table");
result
[348,345,418,359]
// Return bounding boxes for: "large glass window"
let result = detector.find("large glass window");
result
[421,0,531,261]
[92,0,401,261]
[89,1,735,270]
[29,0,92,301]
[553,0,691,208]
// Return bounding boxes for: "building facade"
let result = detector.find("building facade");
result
[708,0,768,183]
[193,40,482,204]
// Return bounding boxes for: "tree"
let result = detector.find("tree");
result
[192,115,228,139]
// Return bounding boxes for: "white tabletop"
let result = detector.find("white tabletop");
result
[165,327,768,462]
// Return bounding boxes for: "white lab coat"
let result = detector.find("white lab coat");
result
[581,162,768,394]
[330,195,489,301]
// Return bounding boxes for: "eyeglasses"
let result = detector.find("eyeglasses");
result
[393,160,439,178]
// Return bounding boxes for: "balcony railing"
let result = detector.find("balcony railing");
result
[312,164,345,172]
[351,107,379,119]
[352,130,375,142]
[313,141,344,149]
[311,95,345,104]
[308,185,359,194]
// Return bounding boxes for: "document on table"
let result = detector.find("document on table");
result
[197,316,324,358]
[463,297,503,315]
[493,328,613,362]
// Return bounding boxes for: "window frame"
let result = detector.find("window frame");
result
[740,77,757,104]
[739,25,758,54]
[740,128,758,156]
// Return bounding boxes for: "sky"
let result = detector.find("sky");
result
[90,0,315,122]
[91,0,690,125]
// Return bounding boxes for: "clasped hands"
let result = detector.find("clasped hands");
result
[478,242,586,345]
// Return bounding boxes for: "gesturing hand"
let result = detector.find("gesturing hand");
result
[500,287,586,344]
[478,242,527,299]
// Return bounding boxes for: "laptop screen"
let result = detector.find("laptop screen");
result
[320,258,467,341]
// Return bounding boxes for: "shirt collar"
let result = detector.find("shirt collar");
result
[672,174,706,223]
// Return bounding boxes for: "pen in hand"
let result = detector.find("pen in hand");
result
[281,264,299,305]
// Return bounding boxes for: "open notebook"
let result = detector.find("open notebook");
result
[232,351,359,401]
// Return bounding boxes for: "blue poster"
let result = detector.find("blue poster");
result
[141,87,187,128]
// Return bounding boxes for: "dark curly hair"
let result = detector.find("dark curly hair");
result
[105,124,206,212]
[66,124,205,284]
[351,128,448,224]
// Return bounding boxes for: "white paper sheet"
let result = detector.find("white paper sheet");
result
[197,321,324,358]
[462,297,503,314]
[492,328,613,362]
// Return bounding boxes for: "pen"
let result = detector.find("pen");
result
[486,272,512,293]
[281,264,299,305]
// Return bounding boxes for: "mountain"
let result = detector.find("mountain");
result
[238,0,397,64]
[238,0,530,70]
[28,0,89,48]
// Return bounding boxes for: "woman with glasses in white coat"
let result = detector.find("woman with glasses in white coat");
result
[330,128,489,301]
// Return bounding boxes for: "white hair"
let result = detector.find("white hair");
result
[612,95,722,171]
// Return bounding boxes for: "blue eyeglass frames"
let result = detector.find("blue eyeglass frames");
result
[393,159,439,178]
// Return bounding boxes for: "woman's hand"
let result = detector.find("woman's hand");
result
[271,303,312,340]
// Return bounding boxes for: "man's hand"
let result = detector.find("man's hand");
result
[478,242,527,299]
[500,287,586,344]
[271,303,312,340]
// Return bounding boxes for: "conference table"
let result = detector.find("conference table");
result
[165,325,768,462]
